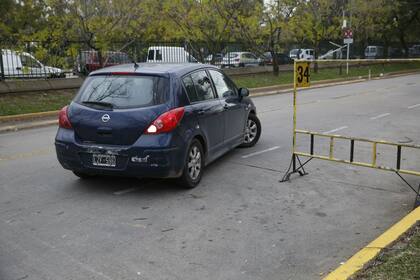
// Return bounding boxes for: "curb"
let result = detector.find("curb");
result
[0,120,57,133]
[1,70,419,128]
[323,206,420,280]
[250,78,366,97]
[0,110,59,122]
[250,70,420,98]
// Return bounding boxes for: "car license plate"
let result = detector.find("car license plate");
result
[92,154,116,167]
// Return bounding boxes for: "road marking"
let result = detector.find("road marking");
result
[113,187,141,195]
[323,126,348,134]
[370,113,390,120]
[241,146,280,159]
[323,206,420,280]
[408,103,420,109]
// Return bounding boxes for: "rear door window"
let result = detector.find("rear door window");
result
[76,75,169,109]
[182,75,199,102]
[190,71,215,101]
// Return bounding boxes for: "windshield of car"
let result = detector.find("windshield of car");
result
[75,75,169,109]
[290,49,299,55]
[227,53,239,58]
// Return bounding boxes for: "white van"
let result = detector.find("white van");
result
[146,46,198,63]
[364,46,384,59]
[1,49,64,78]
[289,49,315,60]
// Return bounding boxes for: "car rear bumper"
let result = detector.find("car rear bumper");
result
[55,129,186,178]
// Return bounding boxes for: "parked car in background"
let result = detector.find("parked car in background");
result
[75,50,131,75]
[364,46,384,59]
[409,45,420,57]
[204,53,224,64]
[388,47,403,58]
[289,49,315,60]
[55,63,261,188]
[221,52,261,68]
[1,49,64,78]
[147,46,198,63]
[262,52,293,65]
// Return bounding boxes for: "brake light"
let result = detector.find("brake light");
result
[145,107,185,134]
[58,106,72,129]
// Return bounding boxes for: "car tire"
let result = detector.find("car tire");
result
[178,139,204,188]
[240,114,261,148]
[73,171,93,179]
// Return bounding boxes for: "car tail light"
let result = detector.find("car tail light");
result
[58,105,72,129]
[145,107,185,134]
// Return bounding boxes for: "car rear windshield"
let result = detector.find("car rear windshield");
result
[75,75,169,109]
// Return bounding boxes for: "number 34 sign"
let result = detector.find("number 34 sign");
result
[295,62,310,88]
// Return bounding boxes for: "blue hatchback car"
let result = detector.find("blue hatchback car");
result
[55,63,261,188]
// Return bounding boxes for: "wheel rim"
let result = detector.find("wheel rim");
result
[187,146,201,180]
[244,119,258,144]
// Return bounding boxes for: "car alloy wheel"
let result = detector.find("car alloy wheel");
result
[244,119,258,144]
[240,114,261,148]
[188,145,201,180]
[178,139,204,188]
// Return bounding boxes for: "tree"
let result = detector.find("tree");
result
[289,0,343,72]
[388,0,420,57]
[261,0,299,74]
[161,0,258,62]
[31,0,155,67]
[0,0,46,43]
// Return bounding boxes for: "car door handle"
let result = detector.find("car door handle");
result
[197,110,205,116]
[16,67,22,70]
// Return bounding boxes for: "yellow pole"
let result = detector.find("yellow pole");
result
[293,60,297,155]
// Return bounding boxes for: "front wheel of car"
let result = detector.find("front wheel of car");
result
[240,114,261,148]
[178,139,204,188]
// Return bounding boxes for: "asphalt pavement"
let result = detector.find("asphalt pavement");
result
[1,74,419,280]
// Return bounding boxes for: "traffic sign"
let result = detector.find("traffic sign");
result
[344,38,354,44]
[343,28,353,39]
[295,62,310,88]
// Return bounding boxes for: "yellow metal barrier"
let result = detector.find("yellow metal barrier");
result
[280,59,420,207]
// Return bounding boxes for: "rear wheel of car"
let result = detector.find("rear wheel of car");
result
[73,171,93,179]
[178,139,204,188]
[240,114,261,148]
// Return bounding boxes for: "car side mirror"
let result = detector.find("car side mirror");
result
[239,88,249,98]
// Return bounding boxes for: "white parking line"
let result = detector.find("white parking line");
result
[113,187,140,195]
[370,113,390,120]
[408,104,420,109]
[323,126,348,134]
[241,146,280,159]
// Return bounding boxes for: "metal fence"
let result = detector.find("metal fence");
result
[0,40,293,80]
[2,40,419,80]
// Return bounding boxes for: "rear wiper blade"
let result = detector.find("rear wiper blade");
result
[82,101,114,108]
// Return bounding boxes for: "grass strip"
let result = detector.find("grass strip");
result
[352,224,420,280]
[1,62,419,116]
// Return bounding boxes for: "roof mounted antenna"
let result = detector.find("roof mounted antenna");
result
[133,61,139,70]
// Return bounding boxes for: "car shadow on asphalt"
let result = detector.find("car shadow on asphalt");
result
[66,148,245,198]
